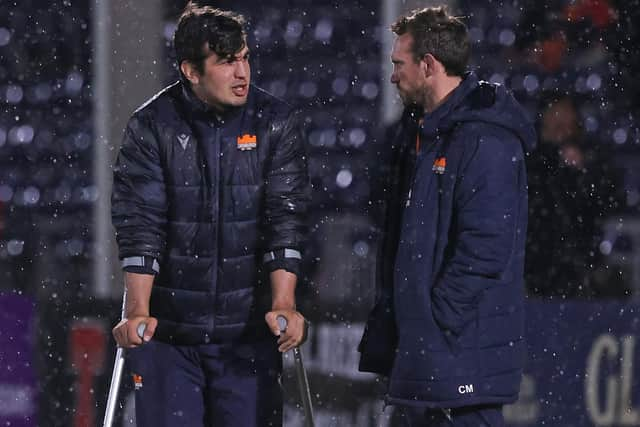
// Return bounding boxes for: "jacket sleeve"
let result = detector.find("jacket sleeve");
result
[111,113,167,270]
[358,122,409,375]
[262,109,311,276]
[431,132,525,336]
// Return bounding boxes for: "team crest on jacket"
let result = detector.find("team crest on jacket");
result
[177,133,190,150]
[432,157,446,174]
[132,373,143,390]
[237,134,257,150]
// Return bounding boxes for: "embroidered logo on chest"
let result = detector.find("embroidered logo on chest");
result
[237,134,257,151]
[432,157,446,174]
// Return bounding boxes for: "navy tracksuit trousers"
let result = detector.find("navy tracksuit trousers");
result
[396,404,504,427]
[127,337,282,427]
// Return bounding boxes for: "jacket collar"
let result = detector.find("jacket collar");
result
[421,72,478,139]
[179,80,245,125]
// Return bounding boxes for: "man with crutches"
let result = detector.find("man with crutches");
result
[108,3,311,426]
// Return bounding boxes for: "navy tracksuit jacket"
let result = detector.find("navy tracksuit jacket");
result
[111,81,310,426]
[359,72,537,408]
[112,82,310,345]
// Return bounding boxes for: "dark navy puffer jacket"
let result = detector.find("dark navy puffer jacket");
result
[112,82,310,345]
[359,72,536,408]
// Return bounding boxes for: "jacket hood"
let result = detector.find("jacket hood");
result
[422,72,537,153]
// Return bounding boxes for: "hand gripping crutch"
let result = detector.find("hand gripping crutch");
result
[277,316,314,427]
[103,289,146,427]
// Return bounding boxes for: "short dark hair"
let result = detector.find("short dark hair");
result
[391,6,470,77]
[174,2,246,76]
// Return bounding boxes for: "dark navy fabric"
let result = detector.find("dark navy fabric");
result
[359,72,537,408]
[358,108,420,375]
[127,337,282,427]
[397,404,504,427]
[112,82,310,345]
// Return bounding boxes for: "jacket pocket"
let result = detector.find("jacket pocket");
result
[431,285,482,354]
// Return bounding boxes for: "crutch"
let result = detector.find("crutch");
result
[277,316,315,427]
[103,288,146,427]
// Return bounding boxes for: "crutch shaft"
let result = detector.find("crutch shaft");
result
[102,347,125,427]
[293,347,314,427]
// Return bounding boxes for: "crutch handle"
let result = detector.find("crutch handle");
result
[136,322,147,341]
[276,315,288,334]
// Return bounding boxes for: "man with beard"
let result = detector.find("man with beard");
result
[358,6,536,426]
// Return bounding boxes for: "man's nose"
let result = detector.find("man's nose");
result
[235,61,249,79]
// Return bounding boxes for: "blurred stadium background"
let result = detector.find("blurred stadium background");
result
[1,0,639,426]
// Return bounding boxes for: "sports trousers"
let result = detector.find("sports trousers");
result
[396,404,504,427]
[127,336,283,427]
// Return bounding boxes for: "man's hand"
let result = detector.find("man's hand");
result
[113,272,156,348]
[267,268,305,352]
[265,309,307,352]
[112,315,157,348]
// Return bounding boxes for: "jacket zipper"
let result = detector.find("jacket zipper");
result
[209,125,221,336]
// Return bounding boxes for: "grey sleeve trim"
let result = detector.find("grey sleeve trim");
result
[263,248,302,263]
[121,256,160,274]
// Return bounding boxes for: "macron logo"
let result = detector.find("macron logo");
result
[177,133,190,150]
[458,384,474,394]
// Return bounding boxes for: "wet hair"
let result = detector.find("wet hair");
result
[174,1,246,76]
[391,6,470,77]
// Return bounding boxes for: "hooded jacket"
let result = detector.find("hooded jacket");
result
[111,82,310,345]
[359,72,537,408]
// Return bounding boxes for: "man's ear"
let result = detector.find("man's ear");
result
[180,61,200,85]
[421,53,439,78]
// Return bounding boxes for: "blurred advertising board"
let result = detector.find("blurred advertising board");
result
[33,297,640,426]
[0,293,37,427]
